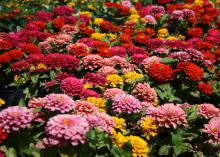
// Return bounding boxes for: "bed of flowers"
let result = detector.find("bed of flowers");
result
[0,0,220,156]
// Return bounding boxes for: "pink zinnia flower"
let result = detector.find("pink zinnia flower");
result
[0,106,35,133]
[75,101,98,115]
[142,56,161,71]
[101,58,115,67]
[98,66,118,76]
[45,114,89,146]
[144,15,157,25]
[28,97,46,108]
[43,94,75,113]
[61,25,78,34]
[83,73,107,86]
[110,56,127,67]
[61,77,83,97]
[147,103,187,129]
[86,112,115,134]
[131,54,148,64]
[203,117,220,144]
[132,83,158,103]
[83,54,103,71]
[122,0,132,8]
[198,103,220,119]
[103,88,125,100]
[112,94,143,114]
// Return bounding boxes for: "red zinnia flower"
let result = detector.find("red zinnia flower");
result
[53,17,65,29]
[0,39,13,50]
[18,43,41,54]
[198,83,213,95]
[0,128,7,144]
[187,27,203,38]
[148,63,175,83]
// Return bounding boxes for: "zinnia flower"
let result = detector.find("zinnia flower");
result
[198,83,213,95]
[112,94,143,114]
[43,94,75,113]
[75,100,98,115]
[83,55,103,71]
[45,114,89,146]
[148,63,175,83]
[127,135,149,157]
[103,88,125,100]
[86,112,115,134]
[140,117,158,140]
[132,83,158,103]
[147,103,187,128]
[106,74,124,87]
[203,117,220,144]
[0,106,35,133]
[123,71,144,83]
[198,103,220,119]
[61,77,83,97]
[113,117,126,132]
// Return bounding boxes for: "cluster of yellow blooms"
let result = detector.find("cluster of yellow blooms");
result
[86,97,106,112]
[0,98,5,106]
[106,74,124,87]
[112,117,127,132]
[140,117,159,140]
[157,28,169,38]
[113,131,149,157]
[123,71,144,83]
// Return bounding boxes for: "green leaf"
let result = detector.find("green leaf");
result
[18,98,26,107]
[158,145,170,156]
[173,145,182,156]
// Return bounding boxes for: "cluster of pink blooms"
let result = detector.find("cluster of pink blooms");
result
[198,103,220,119]
[104,88,125,100]
[0,106,35,133]
[86,112,115,134]
[147,103,187,128]
[75,101,98,115]
[61,77,83,97]
[144,15,157,25]
[132,83,158,103]
[44,114,89,146]
[153,48,169,54]
[203,117,220,144]
[131,54,148,64]
[110,46,126,57]
[112,94,144,114]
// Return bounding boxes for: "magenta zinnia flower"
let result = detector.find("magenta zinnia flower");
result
[112,94,143,114]
[0,106,35,133]
[198,103,220,119]
[83,73,107,86]
[203,117,220,144]
[45,114,89,146]
[132,83,158,103]
[61,77,83,97]
[147,103,187,128]
[43,94,75,113]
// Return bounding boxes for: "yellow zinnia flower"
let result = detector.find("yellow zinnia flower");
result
[94,18,104,25]
[113,131,128,147]
[86,97,106,112]
[140,117,159,140]
[91,33,106,41]
[124,71,144,83]
[106,74,124,87]
[80,11,92,18]
[113,117,126,132]
[157,28,169,38]
[127,135,149,157]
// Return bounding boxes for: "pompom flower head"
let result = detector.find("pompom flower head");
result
[203,117,220,144]
[61,77,83,97]
[0,106,35,133]
[198,103,220,119]
[104,88,125,100]
[132,83,158,103]
[112,94,143,114]
[147,103,187,129]
[75,101,98,115]
[43,94,75,113]
[45,114,89,146]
